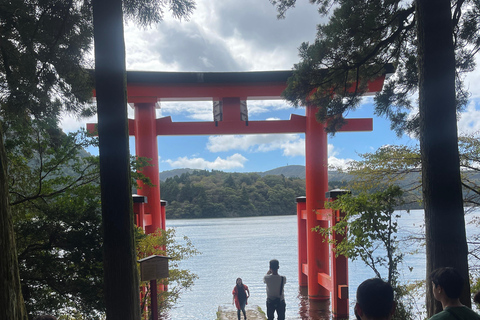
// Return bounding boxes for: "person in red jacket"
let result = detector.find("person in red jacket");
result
[232,277,250,320]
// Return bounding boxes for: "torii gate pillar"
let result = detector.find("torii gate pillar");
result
[134,102,162,233]
[305,104,330,299]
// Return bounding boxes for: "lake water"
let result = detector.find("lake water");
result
[165,209,478,319]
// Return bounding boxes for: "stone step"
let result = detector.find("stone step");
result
[217,304,267,320]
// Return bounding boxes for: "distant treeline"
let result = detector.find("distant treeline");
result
[161,170,297,218]
[160,170,354,219]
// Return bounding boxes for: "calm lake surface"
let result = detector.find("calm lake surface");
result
[165,209,478,319]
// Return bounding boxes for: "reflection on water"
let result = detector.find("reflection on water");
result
[297,287,331,320]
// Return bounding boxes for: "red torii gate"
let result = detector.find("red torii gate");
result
[88,70,386,318]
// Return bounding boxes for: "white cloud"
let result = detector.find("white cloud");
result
[158,101,213,121]
[163,153,247,170]
[247,100,300,117]
[59,112,97,133]
[327,143,338,157]
[122,0,320,72]
[59,103,137,133]
[326,144,354,170]
[328,156,354,170]
[458,100,480,135]
[281,139,305,156]
[206,133,305,155]
[465,55,480,100]
[205,134,351,166]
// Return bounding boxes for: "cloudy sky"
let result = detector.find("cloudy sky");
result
[61,0,480,173]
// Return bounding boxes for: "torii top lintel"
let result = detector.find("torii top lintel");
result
[124,70,295,102]
[120,69,386,103]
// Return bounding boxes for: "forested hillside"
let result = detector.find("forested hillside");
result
[159,168,358,219]
[161,170,300,218]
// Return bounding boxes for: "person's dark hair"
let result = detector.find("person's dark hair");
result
[357,278,394,318]
[269,259,279,270]
[33,316,57,320]
[430,267,464,299]
[474,291,480,305]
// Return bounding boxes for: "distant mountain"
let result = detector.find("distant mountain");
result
[260,165,306,178]
[159,165,353,183]
[159,168,199,181]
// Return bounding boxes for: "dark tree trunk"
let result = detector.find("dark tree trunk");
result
[0,123,27,320]
[92,0,140,319]
[416,0,470,316]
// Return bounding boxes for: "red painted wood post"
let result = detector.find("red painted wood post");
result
[296,196,308,286]
[326,189,350,319]
[150,279,158,320]
[305,104,330,299]
[160,200,167,232]
[159,200,167,292]
[134,103,162,234]
[221,97,242,121]
[133,195,147,230]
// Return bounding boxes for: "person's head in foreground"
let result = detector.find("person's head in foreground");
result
[474,290,480,305]
[355,278,396,320]
[430,267,464,306]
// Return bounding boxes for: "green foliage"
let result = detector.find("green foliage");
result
[322,185,417,320]
[162,170,307,218]
[0,0,94,125]
[322,185,404,284]
[343,134,480,209]
[341,135,480,313]
[7,124,103,319]
[123,0,196,26]
[0,0,197,125]
[16,185,104,320]
[7,123,99,209]
[135,228,199,317]
[344,144,423,208]
[7,122,199,318]
[458,133,480,207]
[270,0,479,137]
[131,155,155,189]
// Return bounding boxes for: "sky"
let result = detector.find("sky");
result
[60,0,480,173]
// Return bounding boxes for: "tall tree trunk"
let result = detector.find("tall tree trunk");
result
[92,1,140,319]
[416,0,470,316]
[0,123,27,320]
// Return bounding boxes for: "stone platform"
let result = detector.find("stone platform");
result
[217,304,266,320]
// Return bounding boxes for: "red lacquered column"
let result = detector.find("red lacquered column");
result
[296,196,308,286]
[134,103,161,234]
[305,104,330,299]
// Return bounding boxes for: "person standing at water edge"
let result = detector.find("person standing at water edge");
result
[232,278,250,320]
[354,278,396,320]
[264,259,286,320]
[429,267,480,320]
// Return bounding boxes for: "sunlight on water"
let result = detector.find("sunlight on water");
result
[164,209,479,319]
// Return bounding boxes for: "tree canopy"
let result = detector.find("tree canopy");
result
[270,0,477,135]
